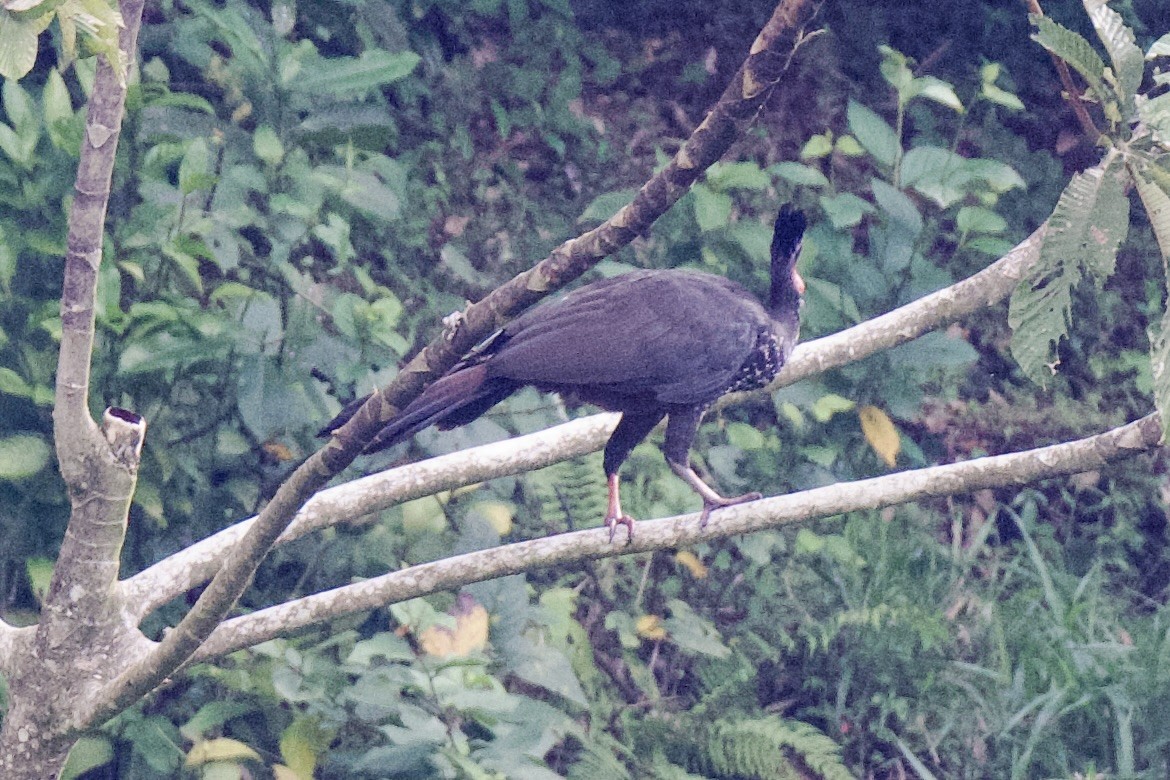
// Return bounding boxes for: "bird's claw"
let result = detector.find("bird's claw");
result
[604,514,636,543]
[699,491,762,528]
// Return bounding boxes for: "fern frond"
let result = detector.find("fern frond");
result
[1131,168,1170,270]
[1084,0,1143,109]
[527,453,607,531]
[706,716,853,780]
[1030,15,1108,103]
[566,733,633,780]
[1008,161,1129,383]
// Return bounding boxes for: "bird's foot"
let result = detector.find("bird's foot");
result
[699,491,762,528]
[604,513,636,543]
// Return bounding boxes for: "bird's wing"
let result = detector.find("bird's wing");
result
[486,271,763,404]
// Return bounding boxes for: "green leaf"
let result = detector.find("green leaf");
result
[957,205,1007,235]
[1085,0,1143,108]
[900,146,974,208]
[288,50,420,95]
[1132,170,1170,266]
[908,76,964,112]
[846,100,899,168]
[0,367,32,398]
[663,599,730,659]
[178,137,217,195]
[706,161,771,191]
[579,188,636,223]
[253,124,284,165]
[770,161,829,188]
[61,736,115,780]
[1008,163,1129,383]
[800,132,833,159]
[1030,15,1108,103]
[0,8,49,80]
[692,186,732,232]
[819,192,872,229]
[0,434,50,479]
[24,556,52,603]
[981,81,1025,110]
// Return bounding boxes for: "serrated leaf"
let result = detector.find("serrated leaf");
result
[1132,169,1170,268]
[1008,163,1129,383]
[847,100,899,168]
[1085,0,1143,108]
[858,405,900,467]
[1031,15,1108,103]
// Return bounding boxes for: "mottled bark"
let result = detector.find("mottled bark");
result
[0,0,150,774]
[191,414,1163,660]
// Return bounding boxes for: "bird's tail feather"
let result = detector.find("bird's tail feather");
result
[320,364,515,454]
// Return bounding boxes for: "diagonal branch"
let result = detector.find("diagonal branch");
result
[86,0,816,731]
[189,413,1163,662]
[122,213,1049,617]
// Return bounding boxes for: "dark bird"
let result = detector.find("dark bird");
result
[322,206,807,540]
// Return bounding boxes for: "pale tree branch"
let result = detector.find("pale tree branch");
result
[191,414,1163,662]
[80,0,817,731]
[122,210,1049,619]
[0,0,150,772]
[122,414,622,618]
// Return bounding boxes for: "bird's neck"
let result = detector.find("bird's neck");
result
[769,277,801,315]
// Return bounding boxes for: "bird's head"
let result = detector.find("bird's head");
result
[769,206,807,312]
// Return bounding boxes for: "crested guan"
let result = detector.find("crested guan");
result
[322,206,807,540]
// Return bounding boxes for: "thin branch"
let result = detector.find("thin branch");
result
[82,0,816,731]
[191,414,1163,662]
[122,212,1051,617]
[121,413,621,618]
[1022,0,1102,140]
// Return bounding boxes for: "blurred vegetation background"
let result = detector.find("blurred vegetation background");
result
[1,0,1168,776]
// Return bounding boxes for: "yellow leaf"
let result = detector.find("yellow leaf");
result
[420,599,489,658]
[274,766,304,780]
[674,551,708,579]
[636,614,667,641]
[858,405,900,467]
[472,500,514,535]
[184,738,261,767]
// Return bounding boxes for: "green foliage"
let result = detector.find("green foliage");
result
[4,0,1170,777]
[706,716,852,780]
[1008,159,1130,383]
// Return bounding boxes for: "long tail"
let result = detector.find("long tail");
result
[319,364,516,454]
